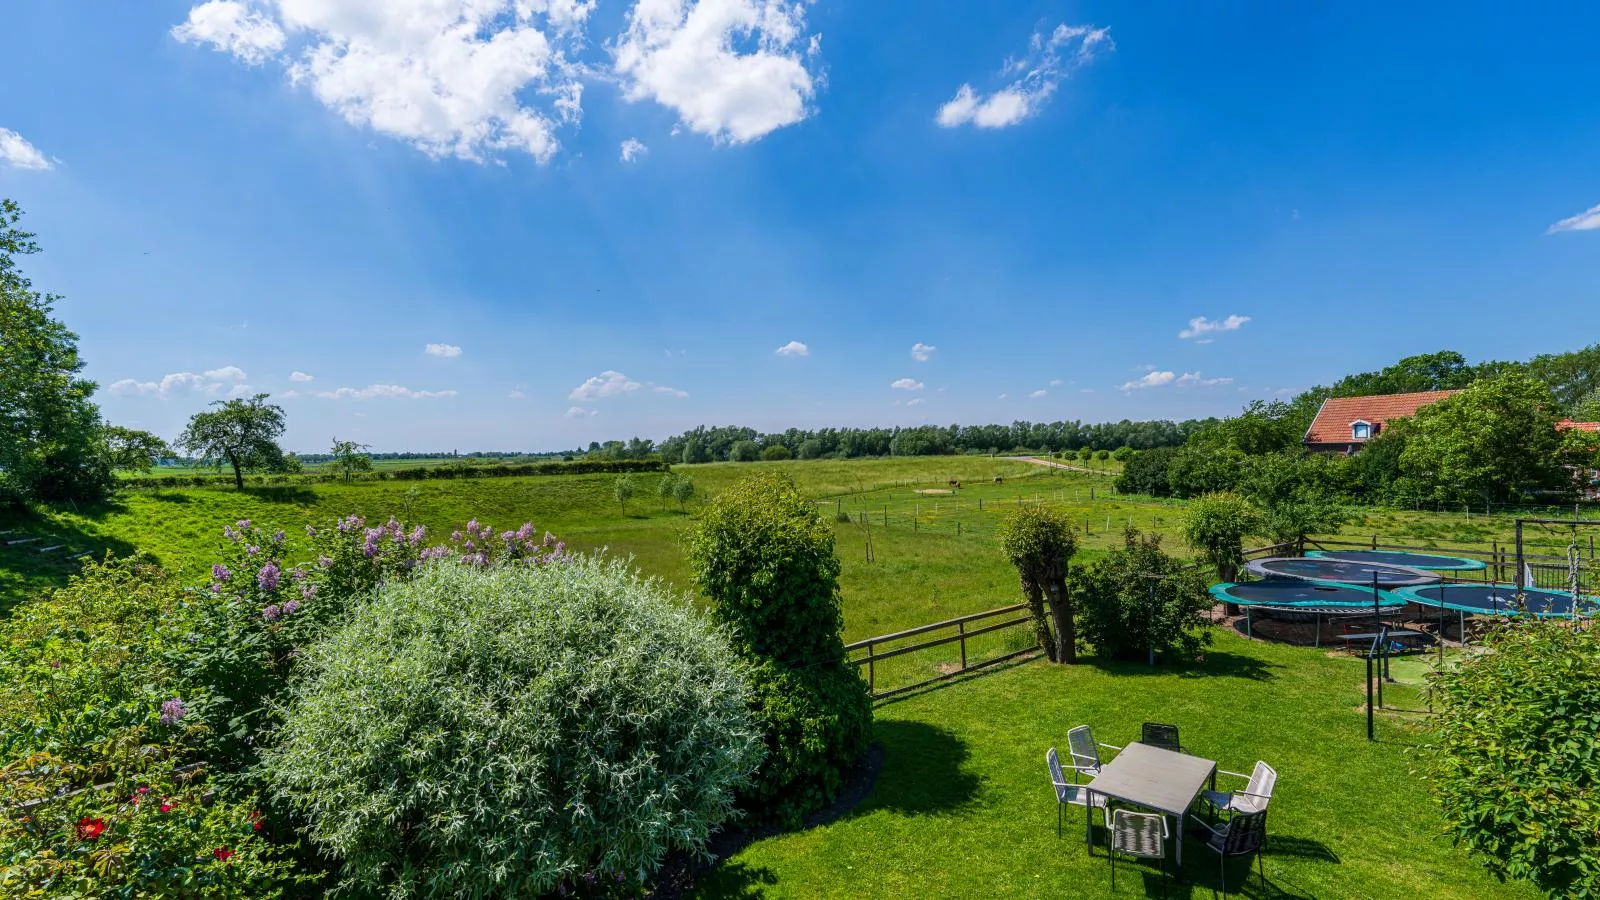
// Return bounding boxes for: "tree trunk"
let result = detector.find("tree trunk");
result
[229,454,244,490]
[1046,580,1076,664]
[1022,580,1059,662]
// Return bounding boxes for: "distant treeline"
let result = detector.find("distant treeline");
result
[123,458,664,490]
[172,450,561,466]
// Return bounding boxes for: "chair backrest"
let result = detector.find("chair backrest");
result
[1046,747,1069,801]
[1218,809,1268,857]
[1242,761,1278,811]
[1141,722,1181,752]
[1111,809,1167,859]
[1067,725,1102,772]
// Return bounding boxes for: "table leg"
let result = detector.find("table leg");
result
[1174,812,1182,866]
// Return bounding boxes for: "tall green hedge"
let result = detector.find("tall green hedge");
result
[686,473,872,824]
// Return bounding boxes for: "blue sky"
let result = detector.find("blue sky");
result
[3,1,1599,453]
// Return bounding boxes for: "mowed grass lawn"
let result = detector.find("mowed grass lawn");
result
[698,631,1535,900]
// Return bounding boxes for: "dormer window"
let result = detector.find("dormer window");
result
[1351,420,1372,440]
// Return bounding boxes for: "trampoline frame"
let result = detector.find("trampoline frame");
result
[1244,556,1439,589]
[1391,582,1598,619]
[1210,581,1406,648]
[1305,548,1487,572]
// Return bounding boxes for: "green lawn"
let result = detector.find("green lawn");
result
[696,630,1533,899]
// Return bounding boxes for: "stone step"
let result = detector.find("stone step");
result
[6,537,39,546]
[40,544,65,553]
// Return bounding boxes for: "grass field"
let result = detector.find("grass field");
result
[695,632,1532,900]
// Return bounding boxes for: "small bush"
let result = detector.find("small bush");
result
[1074,528,1212,663]
[686,474,872,824]
[263,558,762,898]
[762,444,793,461]
[1427,621,1600,897]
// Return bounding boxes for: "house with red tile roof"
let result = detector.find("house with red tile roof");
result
[1302,390,1462,454]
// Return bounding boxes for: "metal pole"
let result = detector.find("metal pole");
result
[1148,580,1157,667]
[1366,654,1375,741]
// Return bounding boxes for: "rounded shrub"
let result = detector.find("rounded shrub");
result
[261,557,763,898]
[686,473,872,824]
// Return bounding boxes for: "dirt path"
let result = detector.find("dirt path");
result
[1005,456,1116,476]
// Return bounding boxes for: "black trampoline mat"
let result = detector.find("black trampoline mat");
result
[1246,556,1437,588]
[1404,584,1598,617]
[1310,549,1485,571]
[1215,580,1404,609]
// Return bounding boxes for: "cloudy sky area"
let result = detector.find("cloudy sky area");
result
[3,1,1599,452]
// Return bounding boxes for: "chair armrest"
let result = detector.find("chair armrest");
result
[1216,770,1250,781]
[1188,814,1223,838]
[1233,789,1272,801]
[1098,742,1123,751]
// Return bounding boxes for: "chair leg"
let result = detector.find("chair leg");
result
[1057,803,1061,839]
[1110,846,1116,891]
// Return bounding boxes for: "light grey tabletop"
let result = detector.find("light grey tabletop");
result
[1088,741,1216,816]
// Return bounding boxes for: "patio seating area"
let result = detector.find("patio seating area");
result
[1048,722,1277,895]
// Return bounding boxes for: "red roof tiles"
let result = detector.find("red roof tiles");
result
[1559,420,1600,432]
[1302,390,1463,446]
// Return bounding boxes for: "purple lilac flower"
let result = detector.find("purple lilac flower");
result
[262,604,282,622]
[305,525,317,537]
[450,530,463,542]
[160,699,188,726]
[466,519,480,534]
[464,540,475,552]
[318,555,333,568]
[290,568,306,582]
[517,523,534,540]
[481,527,494,541]
[210,583,223,593]
[301,584,317,601]
[273,530,286,545]
[212,564,231,582]
[223,525,236,540]
[282,599,300,616]
[237,520,251,529]
[409,525,426,545]
[246,545,260,557]
[257,562,281,593]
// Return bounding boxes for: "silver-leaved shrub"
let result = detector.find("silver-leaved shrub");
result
[261,556,764,898]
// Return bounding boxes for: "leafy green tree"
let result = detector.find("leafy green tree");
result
[1238,452,1352,543]
[177,395,288,490]
[797,438,826,460]
[685,474,872,824]
[1114,446,1179,496]
[1166,447,1246,498]
[1181,493,1261,583]
[613,473,636,514]
[682,438,709,464]
[102,426,170,474]
[658,472,680,509]
[1077,447,1094,462]
[1188,400,1303,456]
[1331,349,1481,397]
[1111,446,1133,462]
[761,444,792,461]
[729,440,760,462]
[1427,621,1600,897]
[1525,343,1600,410]
[0,199,113,505]
[328,438,372,483]
[1074,528,1212,664]
[671,473,696,511]
[1399,372,1568,505]
[999,505,1079,663]
[1570,386,1600,423]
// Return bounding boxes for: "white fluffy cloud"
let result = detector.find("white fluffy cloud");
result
[1121,370,1176,390]
[620,137,648,162]
[937,23,1110,129]
[172,0,589,163]
[315,384,458,399]
[171,1,286,65]
[108,367,250,398]
[0,128,53,171]
[775,340,808,358]
[1029,389,1047,398]
[906,398,924,407]
[890,378,924,391]
[911,342,936,362]
[613,0,820,143]
[1178,314,1250,341]
[425,342,463,358]
[1177,372,1233,387]
[569,370,641,400]
[289,371,314,382]
[651,384,689,398]
[1548,203,1600,234]
[566,405,597,418]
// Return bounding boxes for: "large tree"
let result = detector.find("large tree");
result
[0,199,112,505]
[102,426,170,474]
[1399,372,1568,505]
[178,394,288,489]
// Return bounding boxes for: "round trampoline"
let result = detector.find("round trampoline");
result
[1209,580,1406,615]
[1245,556,1438,589]
[1305,549,1486,572]
[1392,583,1599,618]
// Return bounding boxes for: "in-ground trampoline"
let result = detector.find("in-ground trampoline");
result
[1245,556,1438,589]
[1306,549,1487,572]
[1210,580,1406,647]
[1392,583,1600,619]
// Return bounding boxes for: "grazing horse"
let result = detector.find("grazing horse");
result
[948,479,961,490]
[993,475,1004,484]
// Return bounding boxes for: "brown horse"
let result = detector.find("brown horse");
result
[993,475,1005,484]
[948,479,961,490]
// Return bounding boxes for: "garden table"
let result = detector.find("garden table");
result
[1087,741,1216,865]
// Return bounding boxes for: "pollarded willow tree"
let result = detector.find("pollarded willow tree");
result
[999,504,1079,664]
[685,473,872,824]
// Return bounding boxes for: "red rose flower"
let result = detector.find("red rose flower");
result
[159,799,175,814]
[77,818,106,841]
[213,847,234,862]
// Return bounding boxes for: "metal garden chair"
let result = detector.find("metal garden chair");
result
[1141,722,1183,753]
[1047,747,1108,850]
[1067,724,1122,776]
[1108,807,1169,896]
[1189,808,1268,896]
[1202,761,1276,818]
